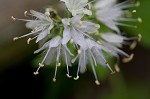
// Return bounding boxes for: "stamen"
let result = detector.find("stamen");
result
[130,41,137,50]
[74,75,79,80]
[57,63,61,67]
[138,34,142,42]
[90,57,100,85]
[11,16,16,21]
[74,64,80,80]
[70,39,74,44]
[137,17,142,23]
[33,66,41,75]
[115,64,120,72]
[88,3,92,10]
[123,54,134,63]
[13,32,37,40]
[24,11,28,16]
[95,80,100,86]
[64,49,72,78]
[53,64,58,82]
[106,64,115,74]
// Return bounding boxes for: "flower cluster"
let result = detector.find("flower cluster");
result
[12,0,142,85]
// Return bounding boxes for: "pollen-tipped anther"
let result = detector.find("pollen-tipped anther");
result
[11,16,16,21]
[130,41,137,50]
[138,34,142,42]
[137,17,142,23]
[13,37,18,41]
[53,78,56,82]
[97,41,102,45]
[74,75,79,80]
[66,74,72,78]
[78,50,81,54]
[115,64,120,72]
[123,54,134,63]
[135,1,140,7]
[39,63,44,67]
[95,80,100,85]
[24,11,28,16]
[88,3,92,10]
[33,71,39,75]
[27,38,32,44]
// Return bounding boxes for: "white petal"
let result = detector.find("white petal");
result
[62,27,71,45]
[79,21,99,33]
[71,27,87,49]
[101,33,124,44]
[34,41,50,54]
[36,29,48,43]
[49,36,62,48]
[30,10,46,20]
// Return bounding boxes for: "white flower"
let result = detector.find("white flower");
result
[33,36,73,81]
[13,10,54,44]
[62,14,100,49]
[61,0,92,16]
[95,0,140,33]
[72,39,114,85]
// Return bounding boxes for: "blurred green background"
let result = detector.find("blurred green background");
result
[0,0,150,99]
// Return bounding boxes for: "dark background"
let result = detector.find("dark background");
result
[0,0,150,99]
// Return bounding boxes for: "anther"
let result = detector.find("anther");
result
[97,41,102,45]
[13,37,18,41]
[11,16,16,21]
[135,1,140,7]
[123,54,134,63]
[39,63,44,67]
[33,71,39,75]
[137,17,142,23]
[138,34,142,42]
[78,50,81,54]
[95,80,100,85]
[57,63,61,67]
[27,38,32,44]
[24,11,28,16]
[130,41,137,50]
[132,10,136,13]
[66,74,72,78]
[74,75,79,80]
[115,64,120,72]
[70,39,74,44]
[53,78,56,82]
